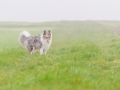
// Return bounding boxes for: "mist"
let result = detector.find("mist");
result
[0,0,120,22]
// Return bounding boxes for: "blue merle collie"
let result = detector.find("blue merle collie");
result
[18,30,52,55]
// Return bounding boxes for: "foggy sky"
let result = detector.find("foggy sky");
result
[0,0,120,22]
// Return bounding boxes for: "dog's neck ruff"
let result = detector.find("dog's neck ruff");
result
[41,33,52,49]
[43,39,49,43]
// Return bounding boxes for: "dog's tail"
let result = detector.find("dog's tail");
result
[18,30,30,47]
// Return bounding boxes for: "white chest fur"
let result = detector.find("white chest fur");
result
[41,34,52,51]
[42,40,50,50]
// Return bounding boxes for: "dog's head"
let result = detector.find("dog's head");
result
[43,30,52,40]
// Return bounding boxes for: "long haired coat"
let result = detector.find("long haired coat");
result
[18,30,52,55]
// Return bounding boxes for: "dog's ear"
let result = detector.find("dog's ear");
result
[48,30,51,32]
[48,30,51,33]
[43,30,46,35]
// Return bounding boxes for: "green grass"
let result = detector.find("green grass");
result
[0,21,120,90]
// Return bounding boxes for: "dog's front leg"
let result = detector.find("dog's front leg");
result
[40,48,43,55]
[43,50,47,55]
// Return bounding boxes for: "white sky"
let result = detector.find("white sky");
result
[0,0,120,22]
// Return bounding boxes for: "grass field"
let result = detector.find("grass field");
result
[0,21,120,90]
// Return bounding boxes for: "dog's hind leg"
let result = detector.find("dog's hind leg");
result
[25,44,31,53]
[25,44,34,54]
[30,47,35,54]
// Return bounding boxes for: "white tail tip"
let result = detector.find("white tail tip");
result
[20,30,30,37]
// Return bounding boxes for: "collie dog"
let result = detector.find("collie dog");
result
[18,30,52,55]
